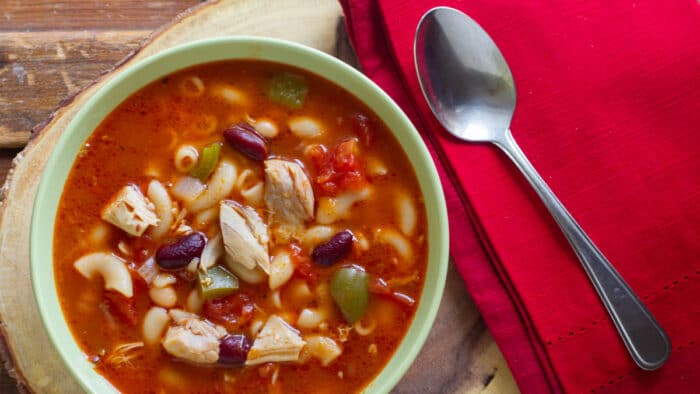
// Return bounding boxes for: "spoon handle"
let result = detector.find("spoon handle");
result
[494,129,670,370]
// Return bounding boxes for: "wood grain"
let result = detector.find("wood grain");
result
[0,31,150,146]
[0,1,519,393]
[0,0,202,30]
[0,0,200,148]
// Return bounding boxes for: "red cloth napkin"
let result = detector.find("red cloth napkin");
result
[340,1,700,392]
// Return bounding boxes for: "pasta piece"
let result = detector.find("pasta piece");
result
[180,76,205,97]
[117,241,132,257]
[153,273,177,288]
[186,257,200,273]
[269,251,294,290]
[235,169,258,192]
[89,223,110,245]
[301,225,335,250]
[285,279,314,307]
[241,182,264,206]
[187,161,237,212]
[303,336,342,366]
[249,319,265,337]
[200,233,223,270]
[395,190,417,236]
[213,85,247,105]
[197,114,218,136]
[271,290,283,310]
[296,308,326,330]
[147,180,173,240]
[74,252,133,298]
[316,186,373,224]
[353,318,376,336]
[194,206,219,227]
[253,118,278,138]
[288,116,323,138]
[354,231,370,252]
[374,227,413,264]
[315,282,334,309]
[174,145,199,173]
[142,307,171,345]
[149,286,177,308]
[186,288,204,314]
[225,254,266,284]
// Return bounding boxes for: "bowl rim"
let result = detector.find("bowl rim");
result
[30,36,449,394]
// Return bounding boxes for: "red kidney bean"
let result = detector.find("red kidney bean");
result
[219,334,252,365]
[312,230,354,267]
[223,122,268,161]
[155,232,206,270]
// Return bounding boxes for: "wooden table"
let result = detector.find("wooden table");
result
[0,1,520,393]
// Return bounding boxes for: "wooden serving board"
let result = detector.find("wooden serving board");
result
[0,1,519,393]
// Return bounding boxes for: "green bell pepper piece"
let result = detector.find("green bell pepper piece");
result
[189,142,221,181]
[267,73,308,109]
[198,265,239,300]
[330,266,369,323]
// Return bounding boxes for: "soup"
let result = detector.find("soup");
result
[54,61,427,393]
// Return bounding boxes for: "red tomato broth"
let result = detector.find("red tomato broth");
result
[54,61,427,393]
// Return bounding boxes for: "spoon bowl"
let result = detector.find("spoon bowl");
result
[415,6,670,370]
[415,7,516,142]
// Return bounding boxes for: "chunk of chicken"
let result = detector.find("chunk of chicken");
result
[219,200,270,274]
[263,159,314,241]
[101,185,159,236]
[246,315,306,366]
[162,309,227,364]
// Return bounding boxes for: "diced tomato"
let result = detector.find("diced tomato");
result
[349,113,374,146]
[369,277,416,308]
[104,290,138,326]
[290,243,319,284]
[203,293,255,331]
[314,139,367,195]
[129,235,157,263]
[306,144,328,169]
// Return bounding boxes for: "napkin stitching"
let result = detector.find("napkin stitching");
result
[588,338,697,393]
[545,268,698,347]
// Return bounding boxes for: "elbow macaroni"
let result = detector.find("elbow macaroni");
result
[187,161,238,212]
[147,180,173,240]
[74,252,133,298]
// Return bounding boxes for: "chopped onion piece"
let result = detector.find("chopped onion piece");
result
[136,257,159,285]
[171,176,205,204]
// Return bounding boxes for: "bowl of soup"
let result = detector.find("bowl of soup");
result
[31,37,448,393]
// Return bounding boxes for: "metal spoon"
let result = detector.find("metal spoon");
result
[414,6,670,370]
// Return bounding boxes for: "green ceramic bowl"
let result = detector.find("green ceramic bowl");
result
[30,37,449,393]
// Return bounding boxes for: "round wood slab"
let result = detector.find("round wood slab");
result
[0,0,518,392]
